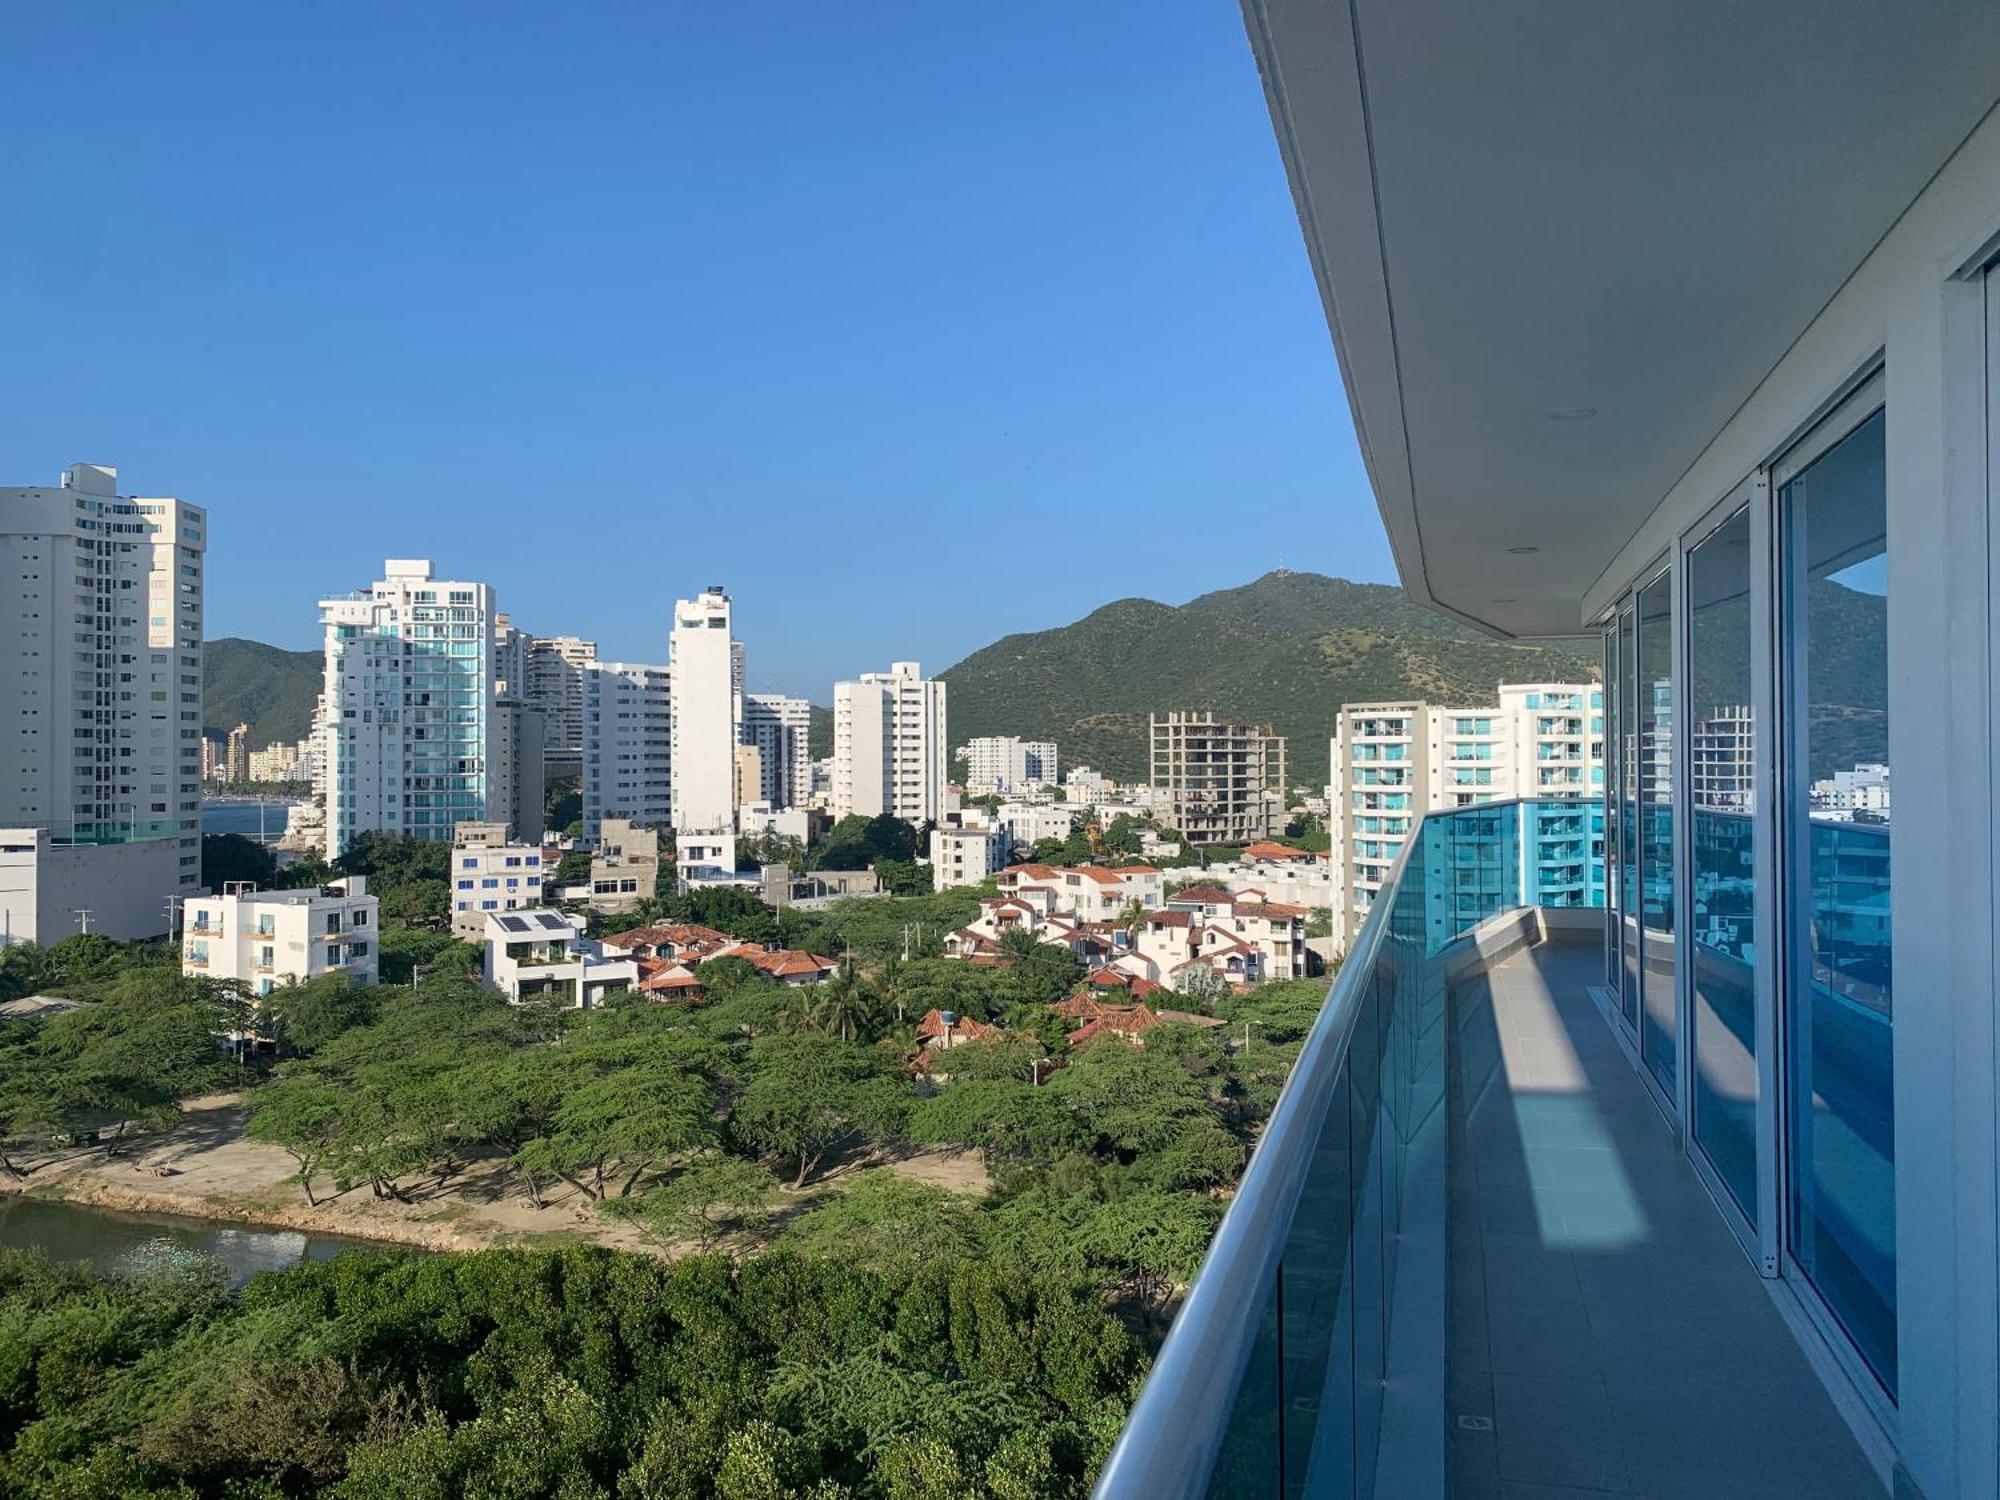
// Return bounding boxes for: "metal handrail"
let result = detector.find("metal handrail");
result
[1091,807,1430,1498]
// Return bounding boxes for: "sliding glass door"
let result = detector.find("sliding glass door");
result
[1618,602,1640,1031]
[1686,505,1758,1223]
[1779,401,1895,1396]
[1636,571,1677,1100]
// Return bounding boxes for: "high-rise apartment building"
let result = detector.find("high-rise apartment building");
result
[319,560,495,859]
[526,634,596,769]
[491,696,547,842]
[226,721,251,783]
[832,662,947,824]
[1149,711,1286,846]
[1325,683,1606,949]
[492,612,530,698]
[959,736,1058,795]
[581,661,670,845]
[0,464,205,942]
[669,588,738,833]
[741,693,812,810]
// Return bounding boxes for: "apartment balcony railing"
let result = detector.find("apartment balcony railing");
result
[1095,799,1553,1497]
[1094,795,1872,1498]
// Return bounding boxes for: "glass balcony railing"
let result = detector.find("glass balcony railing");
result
[1094,797,1603,1499]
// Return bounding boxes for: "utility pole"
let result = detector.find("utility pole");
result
[1242,1018,1261,1054]
[72,908,93,935]
[162,894,183,943]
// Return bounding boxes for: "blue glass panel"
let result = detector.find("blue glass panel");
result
[1783,408,1895,1394]
[1687,506,1758,1223]
[1637,573,1677,1098]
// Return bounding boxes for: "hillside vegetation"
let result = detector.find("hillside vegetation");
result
[941,570,1598,783]
[203,638,322,747]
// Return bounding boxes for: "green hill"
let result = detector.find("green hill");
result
[939,570,1599,785]
[203,638,322,746]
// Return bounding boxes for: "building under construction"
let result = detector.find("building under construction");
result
[1148,711,1287,846]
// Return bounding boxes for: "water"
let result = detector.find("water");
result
[201,799,296,840]
[0,1195,397,1287]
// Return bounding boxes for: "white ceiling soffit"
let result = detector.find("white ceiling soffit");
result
[1242,0,2000,639]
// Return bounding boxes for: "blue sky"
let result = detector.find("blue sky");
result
[2,3,1384,700]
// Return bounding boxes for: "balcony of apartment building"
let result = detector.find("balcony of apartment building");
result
[1087,1,2000,1492]
[1095,799,1889,1498]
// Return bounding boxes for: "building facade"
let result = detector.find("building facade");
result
[832,661,947,824]
[319,560,495,858]
[525,634,595,769]
[581,660,670,845]
[959,736,1058,795]
[1326,685,1606,949]
[741,693,812,810]
[490,696,547,842]
[1148,711,1286,846]
[449,820,544,942]
[0,463,205,942]
[182,876,378,995]
[669,587,738,834]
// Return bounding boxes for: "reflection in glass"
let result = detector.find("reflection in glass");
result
[1687,507,1757,1222]
[1603,629,1621,987]
[1618,606,1640,1029]
[1783,407,1894,1394]
[1637,573,1676,1098]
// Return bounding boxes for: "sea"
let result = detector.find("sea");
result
[200,799,296,841]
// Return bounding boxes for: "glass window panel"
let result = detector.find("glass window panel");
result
[1687,506,1757,1222]
[1783,407,1895,1394]
[1637,573,1676,1097]
[1618,605,1641,1028]
[1603,627,1620,986]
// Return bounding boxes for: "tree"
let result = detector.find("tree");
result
[200,833,277,891]
[636,1156,774,1250]
[872,857,932,897]
[259,974,380,1056]
[245,1074,348,1205]
[814,813,918,871]
[731,1034,908,1187]
[806,970,877,1044]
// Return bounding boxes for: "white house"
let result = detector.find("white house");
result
[481,908,638,1008]
[182,877,379,996]
[930,824,1008,891]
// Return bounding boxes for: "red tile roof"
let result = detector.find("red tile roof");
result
[1244,841,1312,861]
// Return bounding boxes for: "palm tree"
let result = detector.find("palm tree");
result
[1114,898,1149,943]
[808,971,878,1044]
[997,925,1043,964]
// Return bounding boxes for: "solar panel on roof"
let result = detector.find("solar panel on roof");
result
[497,915,531,932]
[534,913,568,930]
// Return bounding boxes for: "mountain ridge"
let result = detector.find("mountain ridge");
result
[938,570,1599,783]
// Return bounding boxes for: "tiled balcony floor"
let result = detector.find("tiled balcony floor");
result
[1445,941,1882,1499]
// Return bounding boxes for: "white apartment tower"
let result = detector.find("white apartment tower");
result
[741,693,813,810]
[0,465,206,943]
[582,660,671,844]
[959,736,1058,795]
[1326,683,1605,949]
[832,662,947,824]
[669,587,739,833]
[319,560,496,859]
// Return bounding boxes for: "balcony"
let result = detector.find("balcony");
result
[1094,799,1878,1499]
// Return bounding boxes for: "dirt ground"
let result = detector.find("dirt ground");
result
[0,1093,988,1255]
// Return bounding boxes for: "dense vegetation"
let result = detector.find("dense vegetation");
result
[0,1242,1141,1498]
[940,569,1600,782]
[202,637,324,748]
[0,874,1337,1496]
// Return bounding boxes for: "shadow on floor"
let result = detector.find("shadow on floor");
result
[1445,941,1881,1500]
